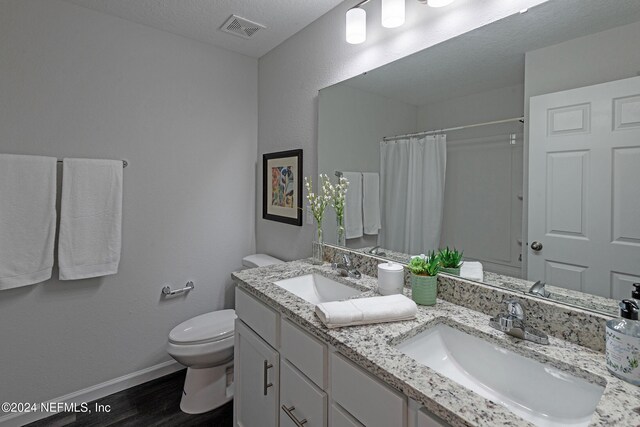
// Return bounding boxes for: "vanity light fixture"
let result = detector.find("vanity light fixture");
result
[347,0,455,44]
[346,5,367,44]
[381,0,405,28]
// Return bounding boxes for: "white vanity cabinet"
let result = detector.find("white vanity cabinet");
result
[330,352,407,427]
[280,360,327,426]
[408,399,451,427]
[235,287,329,427]
[234,286,444,427]
[235,319,280,427]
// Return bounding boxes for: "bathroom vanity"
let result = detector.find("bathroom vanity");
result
[232,260,639,427]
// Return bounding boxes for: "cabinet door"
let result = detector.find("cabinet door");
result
[235,319,279,427]
[280,360,327,427]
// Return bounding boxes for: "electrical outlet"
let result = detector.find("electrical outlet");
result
[306,206,314,224]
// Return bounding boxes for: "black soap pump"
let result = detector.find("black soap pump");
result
[632,283,640,305]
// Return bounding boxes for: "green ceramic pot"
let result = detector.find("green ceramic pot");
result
[411,274,437,306]
[441,267,461,276]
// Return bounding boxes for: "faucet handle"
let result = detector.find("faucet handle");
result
[341,253,351,267]
[504,299,525,321]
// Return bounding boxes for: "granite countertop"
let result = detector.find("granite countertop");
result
[345,244,619,317]
[482,272,619,317]
[232,260,640,427]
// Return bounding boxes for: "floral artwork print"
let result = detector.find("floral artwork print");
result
[263,149,303,226]
[272,166,295,208]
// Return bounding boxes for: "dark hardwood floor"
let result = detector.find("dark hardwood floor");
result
[26,369,233,427]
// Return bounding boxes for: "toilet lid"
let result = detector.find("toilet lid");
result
[169,309,236,345]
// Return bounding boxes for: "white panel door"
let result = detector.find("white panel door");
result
[528,76,640,298]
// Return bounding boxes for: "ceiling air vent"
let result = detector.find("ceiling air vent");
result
[221,15,265,39]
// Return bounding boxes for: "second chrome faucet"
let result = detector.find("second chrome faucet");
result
[489,299,549,345]
[332,253,362,279]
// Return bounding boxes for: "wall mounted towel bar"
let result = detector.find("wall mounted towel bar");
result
[56,159,128,167]
[162,281,194,296]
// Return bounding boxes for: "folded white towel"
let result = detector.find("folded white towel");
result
[460,261,483,282]
[58,158,123,280]
[362,172,381,235]
[0,154,57,290]
[315,294,417,328]
[343,172,363,239]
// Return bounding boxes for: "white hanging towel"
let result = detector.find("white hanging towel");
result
[0,154,57,290]
[362,172,381,235]
[58,158,123,280]
[343,172,363,239]
[460,261,484,282]
[315,294,417,328]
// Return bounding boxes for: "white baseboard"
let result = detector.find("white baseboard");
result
[0,360,183,427]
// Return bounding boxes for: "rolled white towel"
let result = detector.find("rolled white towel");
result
[315,294,417,328]
[460,261,483,282]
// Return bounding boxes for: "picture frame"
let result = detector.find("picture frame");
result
[263,149,303,226]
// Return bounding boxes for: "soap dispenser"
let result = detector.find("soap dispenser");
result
[632,283,640,305]
[606,299,640,385]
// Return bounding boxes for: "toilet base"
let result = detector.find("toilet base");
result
[180,360,234,414]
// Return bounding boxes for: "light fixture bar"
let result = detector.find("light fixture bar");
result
[426,0,455,7]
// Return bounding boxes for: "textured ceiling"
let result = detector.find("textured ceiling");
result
[343,0,640,106]
[61,0,344,58]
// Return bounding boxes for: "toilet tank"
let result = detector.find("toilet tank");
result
[242,254,284,269]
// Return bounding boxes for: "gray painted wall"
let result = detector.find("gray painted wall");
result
[0,0,257,404]
[256,0,546,261]
[318,83,417,247]
[418,84,524,276]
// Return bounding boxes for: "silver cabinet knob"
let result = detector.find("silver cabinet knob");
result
[530,241,543,251]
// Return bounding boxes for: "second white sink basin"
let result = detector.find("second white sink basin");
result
[396,323,605,427]
[273,273,363,304]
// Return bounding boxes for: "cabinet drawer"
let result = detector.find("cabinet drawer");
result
[330,352,406,427]
[281,360,327,427]
[417,407,449,427]
[331,403,363,427]
[235,287,278,347]
[281,318,327,389]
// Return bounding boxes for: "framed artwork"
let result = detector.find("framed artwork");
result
[263,149,303,226]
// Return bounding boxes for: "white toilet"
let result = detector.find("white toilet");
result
[167,254,283,414]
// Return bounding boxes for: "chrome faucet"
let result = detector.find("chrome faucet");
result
[332,254,362,279]
[366,246,387,257]
[528,280,550,298]
[489,299,549,345]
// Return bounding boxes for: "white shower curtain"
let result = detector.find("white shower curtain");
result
[379,134,447,255]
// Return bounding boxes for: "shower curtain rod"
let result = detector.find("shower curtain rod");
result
[56,159,128,168]
[382,116,524,142]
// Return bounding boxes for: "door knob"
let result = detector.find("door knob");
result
[530,241,543,251]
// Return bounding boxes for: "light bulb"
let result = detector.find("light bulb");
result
[427,0,454,7]
[381,0,405,28]
[346,7,366,44]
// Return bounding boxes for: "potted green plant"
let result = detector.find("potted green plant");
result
[438,247,463,276]
[408,251,440,306]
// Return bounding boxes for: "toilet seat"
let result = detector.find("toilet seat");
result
[169,309,236,345]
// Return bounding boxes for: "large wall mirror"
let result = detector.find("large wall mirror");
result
[318,0,640,317]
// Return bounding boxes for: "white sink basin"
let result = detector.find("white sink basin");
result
[273,273,363,304]
[395,323,604,427]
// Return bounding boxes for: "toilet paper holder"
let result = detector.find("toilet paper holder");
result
[162,281,194,296]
